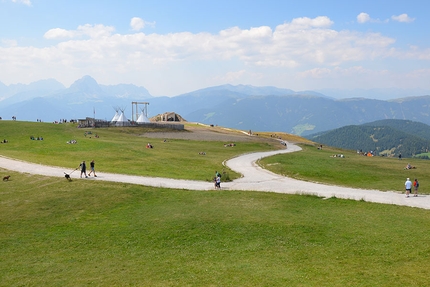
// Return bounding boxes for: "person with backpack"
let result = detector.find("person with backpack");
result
[413,178,419,197]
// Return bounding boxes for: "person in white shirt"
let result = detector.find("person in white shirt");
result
[405,178,412,198]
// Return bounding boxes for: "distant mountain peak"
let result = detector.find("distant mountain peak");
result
[69,75,102,93]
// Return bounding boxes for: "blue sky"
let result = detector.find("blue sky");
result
[1,0,429,97]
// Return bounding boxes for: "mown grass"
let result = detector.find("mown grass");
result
[260,144,430,193]
[2,121,430,286]
[0,121,276,181]
[1,168,429,286]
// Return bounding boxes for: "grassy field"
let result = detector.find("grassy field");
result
[1,168,429,286]
[1,121,430,286]
[260,144,430,193]
[0,121,277,181]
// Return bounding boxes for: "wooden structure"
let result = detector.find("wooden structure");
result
[132,102,149,121]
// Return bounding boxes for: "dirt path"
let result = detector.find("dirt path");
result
[1,142,429,210]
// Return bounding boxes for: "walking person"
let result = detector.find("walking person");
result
[88,160,97,177]
[214,171,222,189]
[215,174,221,189]
[413,178,419,197]
[405,177,412,198]
[79,160,88,178]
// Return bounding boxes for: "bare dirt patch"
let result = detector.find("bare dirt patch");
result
[142,124,268,142]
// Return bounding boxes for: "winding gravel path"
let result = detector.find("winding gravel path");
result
[1,142,429,210]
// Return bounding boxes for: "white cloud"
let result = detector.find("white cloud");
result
[11,0,31,6]
[130,17,145,31]
[391,14,415,23]
[357,13,371,24]
[9,19,396,68]
[44,24,115,39]
[44,28,75,39]
[357,13,389,24]
[1,16,430,95]
[130,17,155,31]
[290,16,333,28]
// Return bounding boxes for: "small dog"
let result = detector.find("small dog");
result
[3,175,10,181]
[64,173,72,181]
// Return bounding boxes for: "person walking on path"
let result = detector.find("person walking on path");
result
[79,160,88,178]
[405,177,412,197]
[88,160,97,177]
[214,171,222,189]
[413,178,419,197]
[215,175,221,189]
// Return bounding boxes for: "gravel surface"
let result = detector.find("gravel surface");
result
[142,125,266,142]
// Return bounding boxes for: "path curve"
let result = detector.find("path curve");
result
[0,142,429,210]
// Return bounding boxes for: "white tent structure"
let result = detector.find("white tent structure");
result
[136,108,150,123]
[111,107,120,123]
[115,108,130,126]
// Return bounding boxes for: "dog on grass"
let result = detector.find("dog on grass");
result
[3,175,10,181]
[64,173,72,181]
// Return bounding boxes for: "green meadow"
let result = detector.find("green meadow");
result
[0,121,277,181]
[1,121,430,286]
[260,144,430,193]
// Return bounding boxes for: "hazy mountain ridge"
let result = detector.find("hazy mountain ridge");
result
[1,76,430,135]
[0,76,153,121]
[0,79,65,104]
[306,119,430,158]
[317,88,430,100]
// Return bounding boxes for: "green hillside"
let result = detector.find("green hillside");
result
[1,121,430,286]
[306,119,430,158]
[363,119,430,140]
[0,121,277,181]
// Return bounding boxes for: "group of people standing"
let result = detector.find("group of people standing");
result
[405,177,419,197]
[78,160,97,178]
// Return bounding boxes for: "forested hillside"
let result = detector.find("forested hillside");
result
[362,119,430,140]
[306,120,430,158]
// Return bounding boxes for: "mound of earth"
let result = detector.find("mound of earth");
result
[150,112,186,122]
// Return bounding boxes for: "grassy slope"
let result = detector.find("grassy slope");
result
[0,121,276,181]
[1,169,429,286]
[1,121,430,286]
[260,144,429,193]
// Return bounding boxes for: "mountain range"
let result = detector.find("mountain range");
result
[1,75,430,136]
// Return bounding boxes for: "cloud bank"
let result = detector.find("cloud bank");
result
[0,15,428,95]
